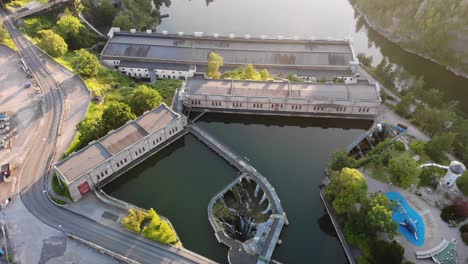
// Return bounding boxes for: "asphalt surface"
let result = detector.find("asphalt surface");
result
[1,10,214,264]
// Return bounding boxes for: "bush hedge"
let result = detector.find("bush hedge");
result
[440,205,463,223]
[460,223,468,245]
[121,208,149,233]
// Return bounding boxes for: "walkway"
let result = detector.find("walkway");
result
[12,0,69,20]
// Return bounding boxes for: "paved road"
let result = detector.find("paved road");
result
[1,10,214,264]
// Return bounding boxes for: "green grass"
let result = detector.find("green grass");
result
[6,0,48,9]
[51,196,67,205]
[365,163,391,183]
[52,174,72,200]
[54,52,75,71]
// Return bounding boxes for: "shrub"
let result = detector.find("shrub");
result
[121,209,149,233]
[142,208,178,244]
[456,172,468,196]
[440,205,463,223]
[460,223,468,245]
[38,29,68,57]
[72,49,100,78]
[394,141,406,151]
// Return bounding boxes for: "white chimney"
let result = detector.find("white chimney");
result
[162,30,169,35]
[130,29,136,33]
[178,32,184,36]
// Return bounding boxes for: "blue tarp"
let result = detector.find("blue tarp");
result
[386,192,425,247]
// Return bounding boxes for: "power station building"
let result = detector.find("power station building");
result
[179,77,381,119]
[53,104,187,201]
[100,28,360,82]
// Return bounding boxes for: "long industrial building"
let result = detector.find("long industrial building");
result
[100,28,360,82]
[54,104,187,201]
[179,77,381,118]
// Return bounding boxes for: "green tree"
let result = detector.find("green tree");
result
[409,140,426,156]
[395,92,413,117]
[425,133,455,162]
[365,194,397,237]
[244,64,259,80]
[206,51,223,79]
[368,240,404,264]
[112,12,132,30]
[77,115,103,147]
[456,173,468,196]
[326,168,368,215]
[99,0,117,25]
[128,85,163,116]
[388,153,421,188]
[101,102,136,131]
[72,49,100,78]
[260,69,270,80]
[423,88,445,108]
[38,30,68,57]
[357,53,373,67]
[329,150,357,172]
[56,15,83,40]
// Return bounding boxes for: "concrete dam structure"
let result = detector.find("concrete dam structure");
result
[100,28,360,82]
[178,77,381,119]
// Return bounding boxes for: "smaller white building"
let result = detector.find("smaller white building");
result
[54,104,187,201]
[442,161,466,187]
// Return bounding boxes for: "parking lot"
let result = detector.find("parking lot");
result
[0,45,43,203]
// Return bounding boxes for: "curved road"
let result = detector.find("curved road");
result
[1,10,214,264]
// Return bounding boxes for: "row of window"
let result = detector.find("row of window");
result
[134,146,147,157]
[232,102,242,107]
[211,101,222,106]
[152,136,163,146]
[252,103,264,108]
[336,107,347,112]
[291,105,302,110]
[358,107,371,113]
[168,126,179,136]
[115,158,129,168]
[191,100,202,105]
[96,169,110,180]
[313,106,325,111]
[271,104,284,109]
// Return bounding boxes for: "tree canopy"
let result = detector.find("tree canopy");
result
[101,101,136,131]
[329,150,357,172]
[326,168,368,215]
[56,14,84,40]
[0,22,8,43]
[128,85,163,116]
[38,30,68,57]
[456,172,468,196]
[395,92,413,117]
[388,153,421,188]
[206,51,223,79]
[425,132,455,163]
[72,49,100,78]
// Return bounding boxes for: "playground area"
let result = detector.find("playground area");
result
[387,191,425,247]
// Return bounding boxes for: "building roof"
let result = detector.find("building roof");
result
[185,78,380,101]
[135,105,178,134]
[99,123,148,155]
[102,32,354,68]
[55,104,180,183]
[55,143,112,183]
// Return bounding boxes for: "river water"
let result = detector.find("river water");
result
[104,114,371,263]
[158,0,468,113]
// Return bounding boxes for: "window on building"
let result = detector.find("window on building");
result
[135,151,138,156]
[124,158,127,162]
[120,160,123,165]
[105,170,108,174]
[116,163,120,168]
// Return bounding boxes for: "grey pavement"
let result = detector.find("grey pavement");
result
[0,44,43,204]
[6,198,119,264]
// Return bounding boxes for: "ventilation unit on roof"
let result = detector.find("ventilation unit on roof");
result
[309,36,316,41]
[260,35,267,39]
[178,32,184,36]
[293,36,299,40]
[130,29,136,33]
[194,32,204,37]
[162,30,169,35]
[244,35,251,39]
[277,36,283,40]
[228,34,235,38]
[146,30,152,34]
[213,33,220,38]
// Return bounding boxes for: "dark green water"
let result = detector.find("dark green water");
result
[104,114,372,263]
[103,134,236,262]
